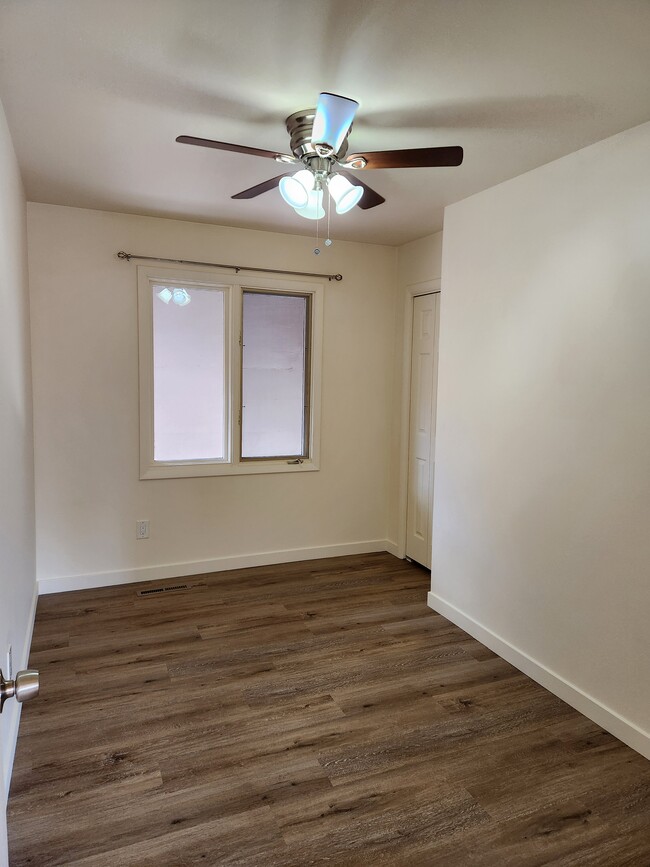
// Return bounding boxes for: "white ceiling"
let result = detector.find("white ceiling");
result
[1,0,649,246]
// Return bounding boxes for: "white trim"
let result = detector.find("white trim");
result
[396,279,441,559]
[38,540,398,595]
[383,539,400,558]
[428,591,650,761]
[3,584,38,796]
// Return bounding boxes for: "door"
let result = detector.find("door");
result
[406,293,439,568]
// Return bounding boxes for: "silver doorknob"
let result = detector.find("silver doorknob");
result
[0,668,39,713]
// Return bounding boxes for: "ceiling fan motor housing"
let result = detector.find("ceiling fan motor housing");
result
[285,109,349,164]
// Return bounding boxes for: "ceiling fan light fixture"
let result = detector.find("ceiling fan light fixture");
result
[312,92,359,158]
[172,288,191,307]
[279,169,314,209]
[156,286,173,304]
[294,188,325,220]
[177,91,463,225]
[328,174,364,214]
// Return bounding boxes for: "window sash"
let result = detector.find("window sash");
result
[240,288,312,462]
[151,282,229,463]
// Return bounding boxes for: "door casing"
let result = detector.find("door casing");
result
[395,278,441,561]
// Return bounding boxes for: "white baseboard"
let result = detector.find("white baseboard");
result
[428,591,650,762]
[383,539,401,558]
[38,540,398,595]
[3,583,38,797]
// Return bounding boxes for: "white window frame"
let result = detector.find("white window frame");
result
[137,265,323,479]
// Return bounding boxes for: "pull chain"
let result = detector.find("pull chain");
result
[313,178,333,254]
[314,181,321,255]
[326,192,332,247]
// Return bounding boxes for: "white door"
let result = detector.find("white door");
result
[406,293,439,567]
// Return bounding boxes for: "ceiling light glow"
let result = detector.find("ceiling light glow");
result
[172,288,191,306]
[157,287,173,304]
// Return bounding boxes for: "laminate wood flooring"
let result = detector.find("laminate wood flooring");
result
[7,553,650,865]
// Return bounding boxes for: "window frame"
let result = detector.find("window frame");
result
[137,265,323,479]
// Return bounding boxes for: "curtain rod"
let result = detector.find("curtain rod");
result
[116,251,343,282]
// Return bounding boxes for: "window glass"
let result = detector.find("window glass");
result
[152,285,226,461]
[241,291,309,459]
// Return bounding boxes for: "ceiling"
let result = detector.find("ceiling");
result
[1,0,649,246]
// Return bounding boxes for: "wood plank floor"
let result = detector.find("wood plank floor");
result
[8,553,650,865]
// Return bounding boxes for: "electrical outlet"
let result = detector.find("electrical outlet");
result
[136,520,150,540]
[7,645,12,679]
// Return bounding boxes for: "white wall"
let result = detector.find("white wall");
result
[434,121,650,758]
[0,96,37,855]
[397,232,443,289]
[27,205,399,591]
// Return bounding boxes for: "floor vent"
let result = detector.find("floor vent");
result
[137,583,200,597]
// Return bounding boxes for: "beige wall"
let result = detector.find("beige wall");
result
[27,205,399,591]
[0,97,36,825]
[434,121,650,757]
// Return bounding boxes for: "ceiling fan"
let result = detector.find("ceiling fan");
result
[177,92,463,220]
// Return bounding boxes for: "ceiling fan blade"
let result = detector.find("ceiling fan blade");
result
[345,145,464,170]
[176,135,295,162]
[231,173,290,200]
[338,171,385,210]
[312,93,359,155]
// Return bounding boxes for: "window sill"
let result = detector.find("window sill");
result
[139,458,320,480]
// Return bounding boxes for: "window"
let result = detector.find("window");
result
[138,267,322,479]
[241,290,310,460]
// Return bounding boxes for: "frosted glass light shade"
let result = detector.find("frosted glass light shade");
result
[294,189,325,220]
[312,93,359,156]
[172,288,191,306]
[279,169,315,209]
[157,286,173,304]
[328,174,364,214]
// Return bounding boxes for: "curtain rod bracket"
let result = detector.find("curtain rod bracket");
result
[116,251,342,282]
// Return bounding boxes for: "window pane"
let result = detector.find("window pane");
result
[242,291,308,458]
[152,285,226,461]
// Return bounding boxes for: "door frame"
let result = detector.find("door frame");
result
[396,278,441,559]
